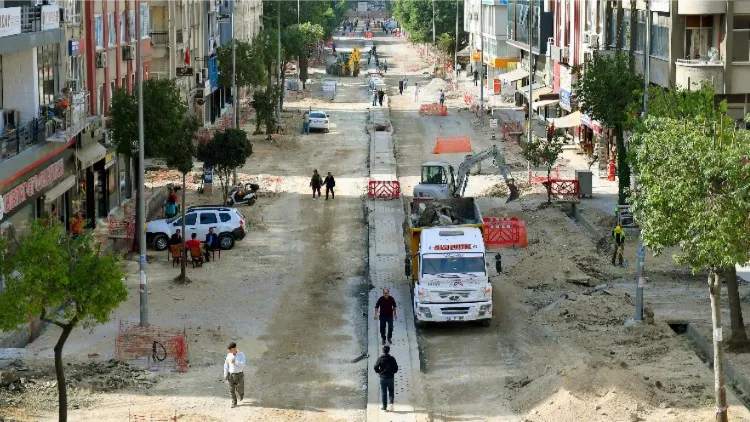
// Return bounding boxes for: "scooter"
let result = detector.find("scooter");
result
[227,183,260,206]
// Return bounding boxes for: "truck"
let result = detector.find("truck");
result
[405,198,495,326]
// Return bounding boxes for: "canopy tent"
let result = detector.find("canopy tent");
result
[499,68,528,82]
[546,111,582,128]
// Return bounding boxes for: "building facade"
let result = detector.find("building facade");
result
[465,0,520,94]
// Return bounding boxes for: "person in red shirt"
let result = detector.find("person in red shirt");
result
[185,233,204,263]
[71,212,84,238]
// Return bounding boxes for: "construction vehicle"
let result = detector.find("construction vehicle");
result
[327,47,361,77]
[405,198,494,326]
[413,145,519,203]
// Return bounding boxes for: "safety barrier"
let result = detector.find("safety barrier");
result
[464,94,473,105]
[546,179,580,198]
[115,321,189,372]
[503,122,524,141]
[128,411,178,422]
[483,217,528,248]
[532,166,561,183]
[365,32,373,39]
[408,64,420,72]
[418,104,448,116]
[368,180,400,200]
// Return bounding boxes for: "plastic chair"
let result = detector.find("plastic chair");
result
[170,244,183,267]
[190,246,204,268]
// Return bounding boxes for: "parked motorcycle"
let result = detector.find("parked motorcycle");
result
[227,183,260,206]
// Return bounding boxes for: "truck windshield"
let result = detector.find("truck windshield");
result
[422,255,485,276]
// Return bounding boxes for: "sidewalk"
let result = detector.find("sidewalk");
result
[366,107,421,422]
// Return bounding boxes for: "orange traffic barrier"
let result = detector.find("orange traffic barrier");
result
[432,136,472,154]
[483,217,528,248]
[419,104,447,116]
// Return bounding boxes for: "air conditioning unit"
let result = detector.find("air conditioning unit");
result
[583,33,590,44]
[589,34,600,47]
[561,47,570,62]
[95,51,107,68]
[122,45,134,61]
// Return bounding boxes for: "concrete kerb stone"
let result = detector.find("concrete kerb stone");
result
[685,324,750,400]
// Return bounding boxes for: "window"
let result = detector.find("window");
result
[120,12,126,43]
[37,44,59,106]
[650,13,669,59]
[733,15,750,62]
[422,254,487,276]
[685,15,713,59]
[65,0,82,24]
[130,10,136,40]
[200,213,218,225]
[68,56,82,91]
[607,5,617,47]
[108,13,115,46]
[185,214,196,226]
[95,14,103,49]
[97,84,104,115]
[622,8,631,51]
[140,4,150,39]
[636,10,646,52]
[109,81,115,107]
[421,165,447,184]
[584,0,592,32]
[219,213,231,222]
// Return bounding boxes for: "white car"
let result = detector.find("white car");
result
[146,206,246,251]
[308,110,330,133]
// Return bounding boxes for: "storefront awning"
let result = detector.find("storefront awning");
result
[499,68,528,83]
[75,142,106,169]
[534,99,560,109]
[457,45,472,57]
[547,111,582,128]
[523,86,552,102]
[44,175,76,204]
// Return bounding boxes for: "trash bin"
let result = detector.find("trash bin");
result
[575,170,593,198]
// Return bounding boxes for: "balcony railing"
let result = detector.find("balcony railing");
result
[150,31,169,46]
[176,29,183,44]
[20,5,59,34]
[0,118,47,164]
[45,91,97,143]
[675,59,725,92]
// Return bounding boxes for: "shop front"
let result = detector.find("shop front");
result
[0,152,76,239]
[581,113,612,177]
[74,141,107,228]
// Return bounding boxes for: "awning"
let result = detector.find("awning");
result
[499,68,528,83]
[44,175,76,204]
[75,142,107,169]
[547,111,582,128]
[534,99,560,109]
[523,86,552,102]
[457,45,472,57]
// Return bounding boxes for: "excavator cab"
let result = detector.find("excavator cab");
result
[413,162,456,200]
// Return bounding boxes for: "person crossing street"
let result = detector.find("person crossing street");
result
[223,342,246,408]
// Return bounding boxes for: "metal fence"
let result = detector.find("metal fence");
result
[0,118,47,164]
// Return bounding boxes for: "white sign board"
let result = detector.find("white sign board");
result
[0,7,22,38]
[41,5,60,31]
[490,119,498,128]
[358,2,368,12]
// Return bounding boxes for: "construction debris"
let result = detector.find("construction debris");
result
[414,201,463,227]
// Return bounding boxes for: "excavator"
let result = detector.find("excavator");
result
[413,145,520,203]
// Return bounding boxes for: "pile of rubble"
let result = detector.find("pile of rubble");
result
[0,359,157,410]
[412,202,466,227]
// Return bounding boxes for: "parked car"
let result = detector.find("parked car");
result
[308,110,330,132]
[146,206,246,251]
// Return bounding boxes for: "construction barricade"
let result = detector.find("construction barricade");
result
[368,180,401,200]
[547,179,580,199]
[433,136,472,154]
[365,32,373,39]
[419,104,448,116]
[464,94,473,105]
[483,217,528,248]
[115,321,189,372]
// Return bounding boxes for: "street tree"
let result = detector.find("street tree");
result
[392,0,466,48]
[436,33,454,73]
[251,88,278,135]
[283,22,325,93]
[163,115,200,282]
[629,110,750,422]
[576,51,642,205]
[523,134,563,204]
[196,128,253,205]
[0,222,127,422]
[108,79,188,250]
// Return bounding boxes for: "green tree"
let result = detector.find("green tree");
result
[108,79,189,250]
[629,110,750,422]
[163,115,200,282]
[283,22,325,92]
[0,222,127,422]
[196,128,254,205]
[523,134,563,204]
[392,0,466,48]
[251,88,279,135]
[436,33,455,73]
[576,51,643,205]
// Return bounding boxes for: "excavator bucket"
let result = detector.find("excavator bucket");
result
[506,183,520,203]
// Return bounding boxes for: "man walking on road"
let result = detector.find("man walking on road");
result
[372,90,378,106]
[473,69,479,86]
[324,172,336,200]
[310,169,322,200]
[374,345,398,411]
[398,78,404,95]
[223,342,246,408]
[375,288,397,344]
[439,89,445,106]
[377,89,385,107]
[413,83,420,103]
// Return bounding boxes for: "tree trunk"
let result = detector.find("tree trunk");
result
[54,323,75,422]
[709,269,729,422]
[725,266,748,344]
[615,123,630,205]
[546,167,552,204]
[132,155,142,253]
[179,172,187,281]
[628,0,636,71]
[221,169,231,206]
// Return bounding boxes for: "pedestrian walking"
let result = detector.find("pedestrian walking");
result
[378,89,385,107]
[403,76,408,90]
[456,62,462,77]
[374,345,398,412]
[372,90,378,106]
[383,60,388,73]
[413,83,420,103]
[302,111,310,135]
[223,342,246,408]
[310,169,322,200]
[439,89,445,106]
[374,288,397,344]
[398,78,404,95]
[473,69,479,86]
[324,172,336,200]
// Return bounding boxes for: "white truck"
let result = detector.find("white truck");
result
[405,198,495,326]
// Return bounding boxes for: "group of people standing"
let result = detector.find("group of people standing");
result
[309,169,336,200]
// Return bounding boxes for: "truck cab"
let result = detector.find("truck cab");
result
[412,227,492,326]
[413,162,455,200]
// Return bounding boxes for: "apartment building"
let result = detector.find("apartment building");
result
[464,0,519,92]
[233,0,262,43]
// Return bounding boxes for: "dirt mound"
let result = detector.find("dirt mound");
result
[478,180,537,197]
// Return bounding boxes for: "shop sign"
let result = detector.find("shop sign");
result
[0,7,21,38]
[104,152,117,169]
[69,39,81,56]
[559,64,572,111]
[203,163,213,184]
[41,5,60,31]
[0,159,65,222]
[581,113,603,136]
[472,51,481,61]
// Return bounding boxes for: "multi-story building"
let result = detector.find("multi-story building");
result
[233,0,262,43]
[464,0,519,94]
[0,0,98,237]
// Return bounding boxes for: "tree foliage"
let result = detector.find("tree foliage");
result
[392,0,466,47]
[196,128,253,204]
[0,222,127,422]
[251,88,279,135]
[217,40,266,90]
[523,134,563,203]
[576,51,642,204]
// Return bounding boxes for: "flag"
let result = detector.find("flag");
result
[184,49,190,66]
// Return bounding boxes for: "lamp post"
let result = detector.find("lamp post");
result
[454,0,459,76]
[479,0,484,120]
[277,0,282,125]
[135,0,147,327]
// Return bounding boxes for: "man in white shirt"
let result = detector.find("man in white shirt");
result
[223,342,246,408]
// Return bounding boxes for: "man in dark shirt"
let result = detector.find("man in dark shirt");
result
[374,345,398,411]
[169,229,183,246]
[204,227,219,262]
[375,288,397,345]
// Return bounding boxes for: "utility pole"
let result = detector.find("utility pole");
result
[454,0,459,74]
[136,0,147,327]
[479,0,483,120]
[231,6,238,185]
[297,0,300,24]
[277,0,282,126]
[526,4,533,183]
[432,0,436,44]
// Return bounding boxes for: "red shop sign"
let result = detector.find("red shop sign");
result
[0,158,65,221]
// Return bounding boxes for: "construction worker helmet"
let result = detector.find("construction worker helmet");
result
[614,226,622,233]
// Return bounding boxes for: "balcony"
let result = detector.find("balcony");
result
[150,31,169,46]
[0,5,63,54]
[176,29,183,44]
[0,118,47,164]
[675,59,725,93]
[43,91,100,143]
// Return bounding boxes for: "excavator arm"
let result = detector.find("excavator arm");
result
[454,145,520,202]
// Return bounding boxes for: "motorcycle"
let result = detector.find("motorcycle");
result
[227,183,260,206]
